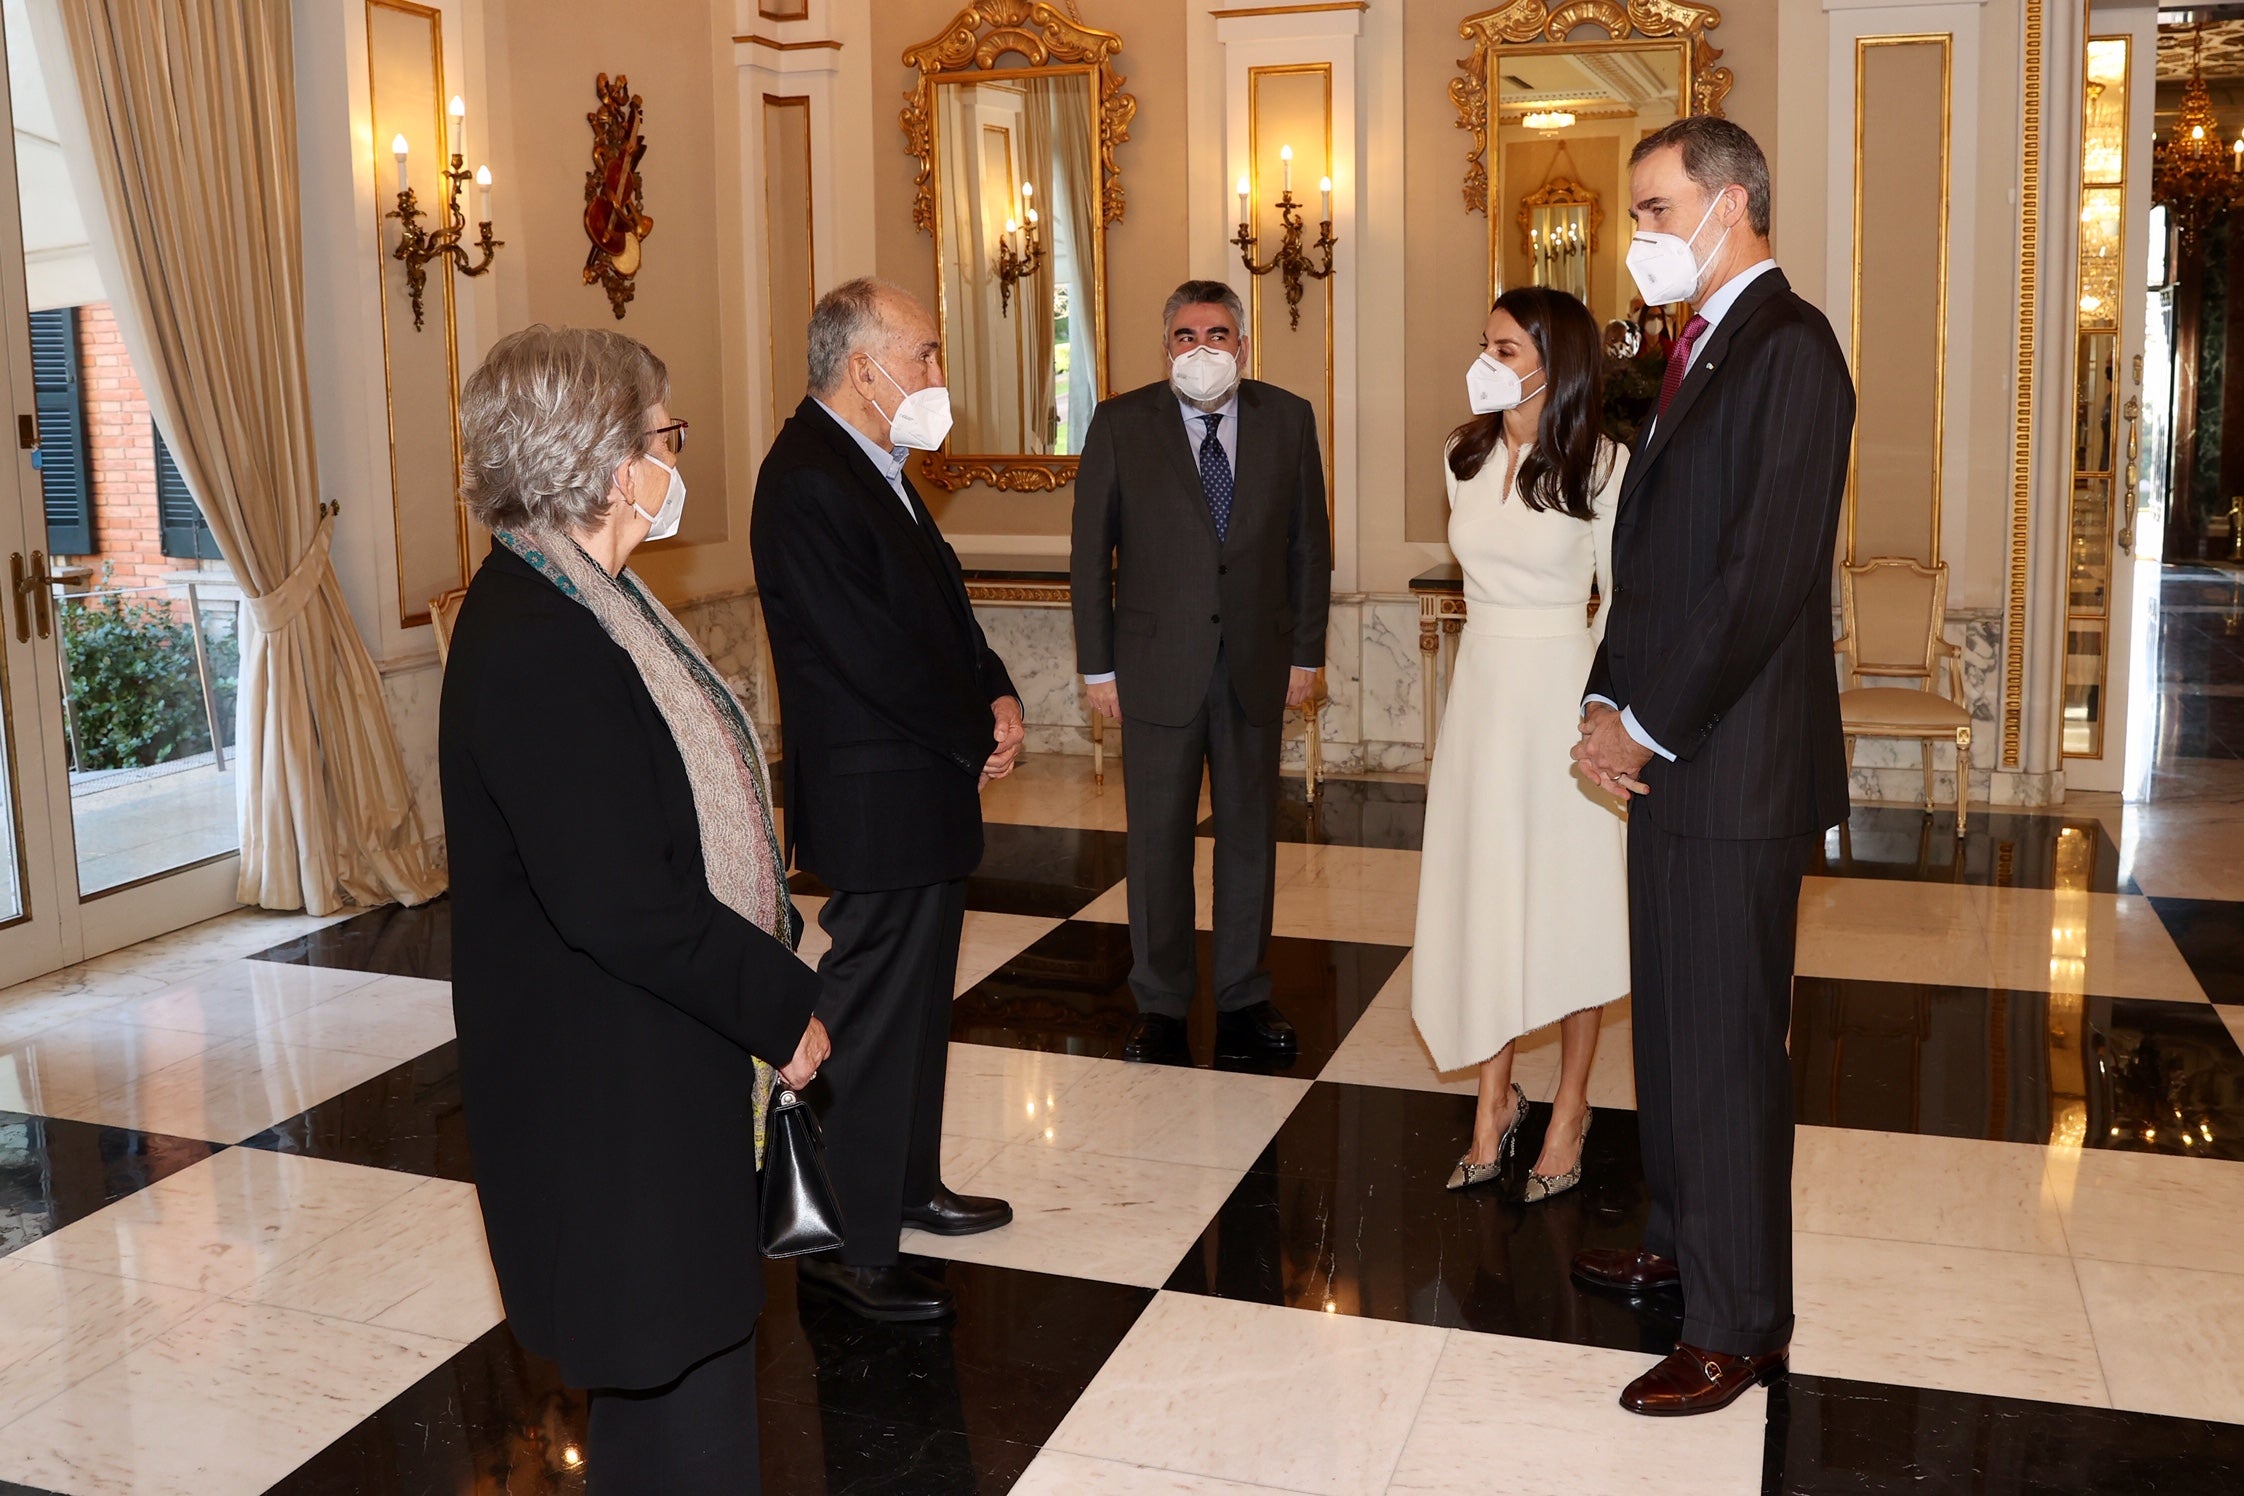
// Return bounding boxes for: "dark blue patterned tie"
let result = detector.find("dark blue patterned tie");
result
[1198,412,1233,543]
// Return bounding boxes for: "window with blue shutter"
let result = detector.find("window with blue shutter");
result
[155,427,222,561]
[28,307,93,554]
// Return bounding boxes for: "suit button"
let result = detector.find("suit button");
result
[1219,565,1228,575]
[1211,614,1221,624]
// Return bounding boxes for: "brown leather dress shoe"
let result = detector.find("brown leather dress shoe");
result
[1619,1344,1786,1416]
[1570,1247,1681,1294]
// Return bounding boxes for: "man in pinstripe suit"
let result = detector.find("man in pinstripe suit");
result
[1569,118,1855,1416]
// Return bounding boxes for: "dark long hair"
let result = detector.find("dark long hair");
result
[1446,286,1604,519]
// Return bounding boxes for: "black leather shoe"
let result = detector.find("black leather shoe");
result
[903,1185,1012,1236]
[1123,1012,1190,1064]
[1620,1344,1787,1416]
[1215,1001,1298,1056]
[796,1259,955,1323]
[1571,1247,1682,1296]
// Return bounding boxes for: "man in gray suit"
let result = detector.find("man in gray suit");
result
[1071,280,1332,1065]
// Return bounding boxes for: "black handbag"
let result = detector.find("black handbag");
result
[760,1083,847,1258]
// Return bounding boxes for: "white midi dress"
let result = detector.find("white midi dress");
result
[1410,437,1631,1072]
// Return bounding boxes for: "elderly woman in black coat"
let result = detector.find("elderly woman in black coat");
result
[441,324,829,1495]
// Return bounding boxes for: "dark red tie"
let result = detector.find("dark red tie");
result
[1657,314,1711,417]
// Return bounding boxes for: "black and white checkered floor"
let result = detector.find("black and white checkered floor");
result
[3,755,2244,1494]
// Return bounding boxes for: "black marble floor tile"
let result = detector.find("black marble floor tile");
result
[2151,693,2244,759]
[0,1482,69,1496]
[240,1041,475,1183]
[1198,777,1428,850]
[2152,898,2244,1006]
[1168,1082,1679,1351]
[792,823,1129,919]
[1790,978,2244,1158]
[952,920,1409,1075]
[272,1258,1146,1496]
[2153,614,2244,688]
[1813,807,2127,892]
[1765,1371,2244,1494]
[0,1110,221,1260]
[250,897,452,981]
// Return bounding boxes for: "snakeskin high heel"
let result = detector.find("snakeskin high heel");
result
[1516,1107,1593,1204]
[1445,1082,1527,1192]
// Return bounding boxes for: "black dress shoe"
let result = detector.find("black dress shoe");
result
[1123,1012,1190,1064]
[1571,1247,1682,1295]
[1215,1001,1298,1056]
[1619,1344,1786,1416]
[903,1185,1013,1236]
[796,1258,955,1323]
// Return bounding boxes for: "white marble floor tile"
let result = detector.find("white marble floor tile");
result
[0,1296,457,1496]
[1318,1002,1477,1097]
[2221,1004,2244,1055]
[978,755,1154,832]
[0,1018,217,1122]
[1794,879,1994,987]
[1385,1329,1766,1496]
[94,960,387,1041]
[71,907,356,987]
[241,1176,502,1344]
[1013,1451,1314,1495]
[1366,954,1412,1012]
[1792,1128,2072,1256]
[1047,1293,1448,1496]
[1790,1231,2108,1407]
[2075,1257,2244,1424]
[0,1257,210,1431]
[263,973,457,1061]
[1028,1060,1310,1171]
[2117,801,2244,901]
[957,912,1067,993]
[1273,845,1422,948]
[1978,889,2208,1001]
[902,1143,1242,1288]
[80,1034,407,1144]
[13,1149,420,1298]
[1508,1001,1636,1112]
[939,1042,1109,1146]
[0,969,163,1051]
[2052,1147,2244,1270]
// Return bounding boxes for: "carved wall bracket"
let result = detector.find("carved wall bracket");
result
[583,73,653,319]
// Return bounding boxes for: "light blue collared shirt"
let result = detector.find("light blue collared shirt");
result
[815,399,916,518]
[1082,389,1244,687]
[1587,258,1781,762]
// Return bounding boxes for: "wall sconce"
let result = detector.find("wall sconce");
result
[997,180,1045,318]
[387,95,503,332]
[1231,144,1336,332]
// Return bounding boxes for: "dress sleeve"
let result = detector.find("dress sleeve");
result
[1590,442,1624,646]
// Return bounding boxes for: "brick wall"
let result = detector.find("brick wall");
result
[57,302,212,591]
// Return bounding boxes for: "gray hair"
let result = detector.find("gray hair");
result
[1162,279,1245,335]
[460,324,669,532]
[808,277,908,396]
[1630,116,1771,237]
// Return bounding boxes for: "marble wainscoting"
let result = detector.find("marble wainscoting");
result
[672,589,781,737]
[377,657,446,865]
[1838,610,2013,807]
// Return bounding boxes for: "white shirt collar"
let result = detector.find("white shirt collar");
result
[815,398,909,485]
[1692,258,1778,334]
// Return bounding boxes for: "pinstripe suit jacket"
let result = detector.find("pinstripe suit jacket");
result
[1585,268,1855,840]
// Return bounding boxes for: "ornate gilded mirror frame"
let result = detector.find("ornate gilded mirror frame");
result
[901,1,1137,492]
[1517,177,1603,259]
[1453,0,1730,299]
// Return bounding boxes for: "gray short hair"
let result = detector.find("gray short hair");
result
[460,324,669,532]
[808,277,905,395]
[1630,117,1771,237]
[1162,279,1245,335]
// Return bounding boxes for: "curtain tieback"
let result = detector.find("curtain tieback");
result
[245,516,335,634]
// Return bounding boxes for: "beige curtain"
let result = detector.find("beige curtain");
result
[1042,74,1098,453]
[44,0,444,913]
[1020,85,1058,455]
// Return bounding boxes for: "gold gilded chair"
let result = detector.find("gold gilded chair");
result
[1832,557,1972,837]
[429,587,469,667]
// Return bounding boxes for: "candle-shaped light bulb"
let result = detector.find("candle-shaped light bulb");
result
[391,133,409,192]
[1319,175,1332,220]
[1237,173,1251,225]
[448,94,465,162]
[2195,124,2207,140]
[1026,206,1039,230]
[1280,143,1293,192]
[475,163,492,219]
[1021,181,1034,202]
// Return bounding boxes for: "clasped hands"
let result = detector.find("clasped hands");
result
[980,696,1027,789]
[1572,702,1652,802]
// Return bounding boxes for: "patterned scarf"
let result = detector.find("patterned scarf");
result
[495,526,791,1161]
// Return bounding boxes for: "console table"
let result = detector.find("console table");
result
[1409,565,1464,764]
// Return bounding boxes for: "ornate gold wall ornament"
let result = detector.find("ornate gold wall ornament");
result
[901,2,1137,237]
[914,455,1072,493]
[583,74,653,319]
[2003,0,2042,770]
[1451,0,1731,215]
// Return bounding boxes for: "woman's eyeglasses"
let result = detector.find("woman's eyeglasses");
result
[647,419,689,457]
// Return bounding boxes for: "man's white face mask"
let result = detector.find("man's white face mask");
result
[1169,344,1240,404]
[1625,188,1733,308]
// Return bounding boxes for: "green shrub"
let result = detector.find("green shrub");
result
[60,592,238,771]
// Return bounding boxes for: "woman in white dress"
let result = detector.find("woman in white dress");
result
[1411,286,1629,1200]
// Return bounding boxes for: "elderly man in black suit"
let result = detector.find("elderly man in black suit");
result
[1570,118,1855,1415]
[752,278,1023,1323]
[1071,280,1332,1066]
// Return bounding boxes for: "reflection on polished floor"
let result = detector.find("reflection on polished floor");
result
[1,577,2243,1491]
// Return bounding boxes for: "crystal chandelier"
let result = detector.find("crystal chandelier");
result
[2154,21,2244,247]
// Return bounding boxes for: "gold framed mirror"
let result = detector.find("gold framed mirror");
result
[1452,0,1730,317]
[901,1,1136,492]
